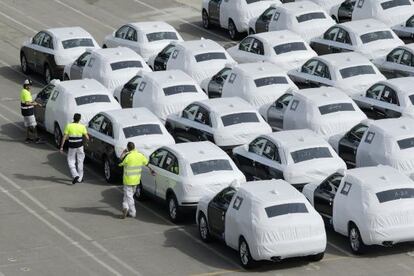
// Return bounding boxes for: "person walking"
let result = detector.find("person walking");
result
[20,79,41,143]
[118,142,149,219]
[60,113,89,184]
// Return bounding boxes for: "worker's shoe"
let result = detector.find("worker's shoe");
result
[120,208,128,219]
[24,138,32,143]
[34,138,44,144]
[72,176,79,185]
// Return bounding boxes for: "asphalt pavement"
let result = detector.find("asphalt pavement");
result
[0,0,413,275]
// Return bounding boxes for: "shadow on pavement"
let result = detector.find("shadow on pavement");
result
[0,65,44,89]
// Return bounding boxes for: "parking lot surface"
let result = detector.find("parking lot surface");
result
[0,0,413,275]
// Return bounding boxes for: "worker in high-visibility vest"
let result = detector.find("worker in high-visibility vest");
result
[20,79,41,143]
[118,142,149,219]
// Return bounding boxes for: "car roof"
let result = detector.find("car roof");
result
[128,21,176,33]
[142,70,196,88]
[165,141,228,163]
[175,39,225,55]
[56,79,109,96]
[101,107,160,127]
[378,77,414,96]
[279,1,324,15]
[317,52,371,69]
[46,27,92,40]
[340,19,390,36]
[262,129,328,151]
[90,47,141,63]
[368,117,414,139]
[251,30,306,45]
[196,97,255,115]
[231,62,287,79]
[294,87,353,106]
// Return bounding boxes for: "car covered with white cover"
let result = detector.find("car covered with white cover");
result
[114,70,208,122]
[20,27,100,83]
[303,166,414,254]
[288,52,386,97]
[227,31,317,71]
[84,108,175,182]
[353,77,414,119]
[373,44,414,78]
[310,19,404,60]
[166,39,235,85]
[232,129,346,190]
[196,179,326,268]
[63,47,151,93]
[248,1,335,42]
[33,79,120,147]
[202,0,282,40]
[260,87,367,140]
[102,21,183,62]
[165,97,272,151]
[299,0,356,23]
[137,141,246,222]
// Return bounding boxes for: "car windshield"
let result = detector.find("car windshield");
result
[318,103,355,115]
[381,0,411,10]
[291,147,332,163]
[110,61,142,70]
[254,76,288,87]
[221,112,259,126]
[296,12,326,23]
[146,32,178,42]
[75,94,110,106]
[62,38,94,49]
[397,137,414,150]
[340,65,376,79]
[360,31,393,44]
[265,203,308,218]
[376,188,414,203]
[190,159,233,175]
[274,42,307,55]
[123,124,162,138]
[163,85,198,96]
[195,52,227,62]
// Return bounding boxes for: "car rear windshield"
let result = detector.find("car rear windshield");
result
[62,38,94,49]
[254,76,289,87]
[340,65,376,79]
[246,0,263,3]
[397,137,414,149]
[296,12,326,23]
[110,61,142,71]
[376,188,414,203]
[318,103,355,115]
[195,52,227,62]
[146,32,178,42]
[75,94,110,106]
[163,85,197,96]
[381,0,411,10]
[291,147,332,163]
[190,159,233,175]
[221,112,259,126]
[360,31,393,44]
[123,124,162,138]
[265,203,308,218]
[274,42,307,55]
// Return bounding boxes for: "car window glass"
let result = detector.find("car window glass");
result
[249,39,264,55]
[182,104,199,120]
[89,114,104,131]
[215,67,231,82]
[324,27,339,41]
[150,149,167,167]
[336,28,351,45]
[313,61,331,79]
[249,138,267,155]
[261,8,276,21]
[275,93,293,109]
[239,37,254,52]
[386,48,404,63]
[162,153,179,175]
[380,86,399,105]
[216,187,236,206]
[301,59,318,74]
[100,118,113,138]
[366,84,384,99]
[115,25,129,39]
[263,141,281,162]
[77,52,91,67]
[125,27,137,41]
[41,33,53,49]
[36,84,55,102]
[32,32,45,45]
[400,50,413,66]
[348,124,367,141]
[194,106,211,127]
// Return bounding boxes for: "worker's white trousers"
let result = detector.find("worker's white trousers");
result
[67,146,85,181]
[123,185,137,217]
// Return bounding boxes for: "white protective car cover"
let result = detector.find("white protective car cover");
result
[283,87,367,140]
[132,70,208,122]
[332,166,414,245]
[224,180,326,260]
[83,47,151,93]
[356,118,414,178]
[221,62,298,109]
[296,0,343,15]
[166,39,236,84]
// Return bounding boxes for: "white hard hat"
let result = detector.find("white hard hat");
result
[23,79,32,85]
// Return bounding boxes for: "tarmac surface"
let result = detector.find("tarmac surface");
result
[0,0,413,275]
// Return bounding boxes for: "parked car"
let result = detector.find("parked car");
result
[353,77,414,119]
[373,44,414,78]
[165,97,272,152]
[303,166,414,254]
[147,42,177,71]
[166,39,235,85]
[84,108,175,182]
[248,1,335,42]
[288,52,386,97]
[137,141,246,222]
[113,70,208,122]
[310,19,404,60]
[298,0,355,23]
[232,129,346,190]
[199,66,233,98]
[102,21,183,61]
[227,31,317,70]
[33,79,120,147]
[201,0,282,39]
[196,179,327,268]
[20,27,100,83]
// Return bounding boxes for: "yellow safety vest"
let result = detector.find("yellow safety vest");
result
[119,150,149,186]
[20,89,34,116]
[64,123,87,148]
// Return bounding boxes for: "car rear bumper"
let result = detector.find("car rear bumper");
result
[365,225,414,245]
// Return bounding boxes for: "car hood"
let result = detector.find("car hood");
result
[55,47,97,66]
[337,74,386,97]
[214,122,272,147]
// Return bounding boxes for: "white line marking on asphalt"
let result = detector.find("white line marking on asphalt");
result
[0,0,50,29]
[0,10,37,33]
[327,241,352,257]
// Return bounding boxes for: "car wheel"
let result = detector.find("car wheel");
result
[167,193,180,223]
[103,157,116,183]
[63,73,70,81]
[308,252,324,262]
[202,10,210,29]
[239,237,255,269]
[54,124,62,148]
[349,223,366,255]
[228,20,240,40]
[249,28,255,35]
[21,53,30,74]
[198,213,212,243]
[44,64,52,84]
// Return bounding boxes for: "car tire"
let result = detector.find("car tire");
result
[348,223,366,255]
[249,28,255,35]
[134,184,145,201]
[63,73,70,81]
[167,193,180,223]
[54,124,62,148]
[202,10,210,29]
[308,252,324,262]
[21,53,30,74]
[198,213,212,243]
[239,237,256,269]
[44,64,52,84]
[228,19,240,40]
[103,156,116,183]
